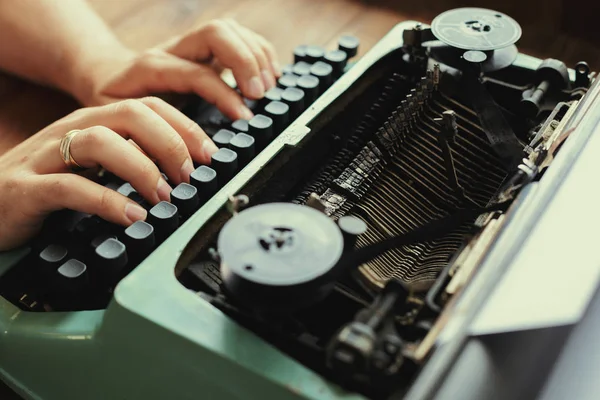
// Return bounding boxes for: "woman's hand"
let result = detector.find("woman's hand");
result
[73,19,281,121]
[0,97,217,251]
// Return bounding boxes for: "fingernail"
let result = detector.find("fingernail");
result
[272,61,282,76]
[180,158,194,182]
[261,69,275,90]
[201,139,219,162]
[156,177,172,202]
[239,104,254,120]
[247,76,265,99]
[125,203,147,223]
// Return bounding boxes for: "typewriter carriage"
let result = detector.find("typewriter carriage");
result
[176,8,593,399]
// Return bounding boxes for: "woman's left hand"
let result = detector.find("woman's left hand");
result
[73,19,281,121]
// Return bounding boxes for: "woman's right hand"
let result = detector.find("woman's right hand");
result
[0,96,217,251]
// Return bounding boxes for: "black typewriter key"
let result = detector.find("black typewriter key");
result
[56,259,89,292]
[264,101,290,135]
[305,45,325,63]
[39,244,68,273]
[211,148,238,184]
[248,114,274,150]
[243,97,258,112]
[117,182,136,197]
[229,133,255,167]
[282,63,294,75]
[74,216,108,242]
[264,86,284,103]
[91,233,117,249]
[127,191,150,210]
[207,108,231,127]
[230,119,249,133]
[171,183,200,217]
[281,87,305,120]
[95,238,128,276]
[297,75,320,104]
[190,166,218,200]
[338,35,359,58]
[292,61,312,76]
[212,129,236,148]
[277,74,298,89]
[310,61,334,92]
[324,49,347,77]
[123,221,155,259]
[293,45,308,63]
[148,201,179,242]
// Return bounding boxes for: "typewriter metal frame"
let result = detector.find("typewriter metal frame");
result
[1,20,598,400]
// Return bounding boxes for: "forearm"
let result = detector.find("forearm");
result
[0,0,132,102]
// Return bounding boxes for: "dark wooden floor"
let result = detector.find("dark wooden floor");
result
[1,0,599,398]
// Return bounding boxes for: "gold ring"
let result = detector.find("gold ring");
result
[59,129,84,171]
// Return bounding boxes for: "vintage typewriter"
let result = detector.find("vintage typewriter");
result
[1,7,598,400]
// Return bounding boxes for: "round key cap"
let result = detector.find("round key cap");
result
[123,221,155,259]
[297,75,320,104]
[324,49,347,77]
[211,148,239,184]
[95,238,128,276]
[305,45,325,63]
[281,87,305,120]
[292,61,312,76]
[310,61,334,92]
[148,201,179,242]
[248,114,274,150]
[91,233,117,249]
[212,129,235,148]
[264,101,290,135]
[293,45,308,63]
[171,183,200,217]
[190,166,218,201]
[229,133,256,167]
[265,86,284,102]
[117,182,136,197]
[39,244,68,274]
[282,63,294,75]
[56,259,88,293]
[231,119,249,133]
[338,35,359,58]
[277,74,298,89]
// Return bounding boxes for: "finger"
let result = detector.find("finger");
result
[166,20,266,99]
[133,55,253,121]
[65,99,194,185]
[67,126,170,204]
[226,21,275,90]
[32,173,148,227]
[241,26,282,78]
[138,96,218,165]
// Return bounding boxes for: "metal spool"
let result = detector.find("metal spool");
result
[218,203,344,311]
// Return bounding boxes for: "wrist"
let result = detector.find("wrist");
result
[58,41,136,106]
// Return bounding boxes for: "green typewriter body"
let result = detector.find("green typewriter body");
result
[2,8,599,400]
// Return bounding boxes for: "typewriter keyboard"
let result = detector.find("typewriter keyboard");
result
[3,36,359,311]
